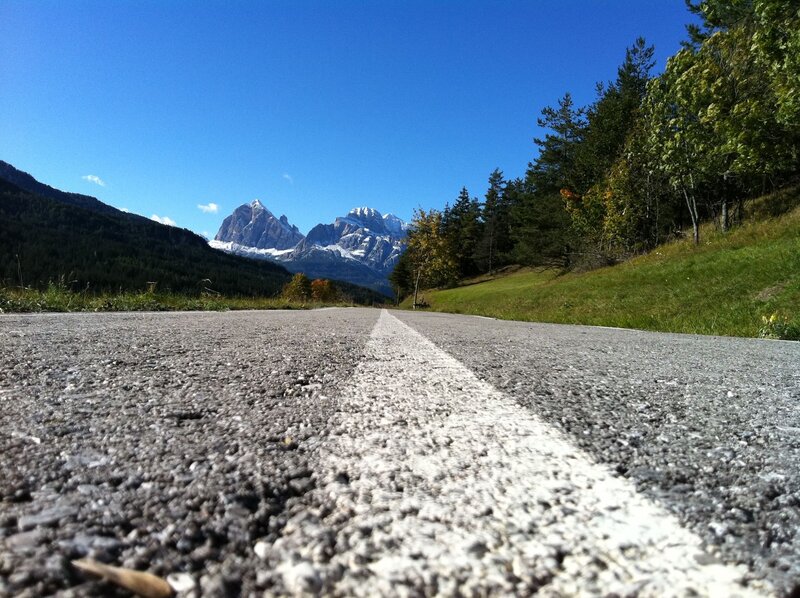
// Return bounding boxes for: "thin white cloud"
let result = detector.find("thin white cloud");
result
[282,173,293,184]
[82,174,106,187]
[151,214,177,226]
[197,202,219,214]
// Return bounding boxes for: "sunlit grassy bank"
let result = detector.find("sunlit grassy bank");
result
[402,190,800,339]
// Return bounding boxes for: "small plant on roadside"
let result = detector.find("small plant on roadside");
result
[41,275,79,311]
[759,313,800,341]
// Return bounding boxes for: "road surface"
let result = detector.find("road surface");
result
[1,308,798,596]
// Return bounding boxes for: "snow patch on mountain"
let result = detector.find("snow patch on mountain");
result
[208,240,295,259]
[383,213,409,235]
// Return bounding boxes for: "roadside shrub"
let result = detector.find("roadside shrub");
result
[281,273,312,302]
[311,279,338,302]
[759,313,800,341]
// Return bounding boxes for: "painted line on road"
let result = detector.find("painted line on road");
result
[266,310,771,596]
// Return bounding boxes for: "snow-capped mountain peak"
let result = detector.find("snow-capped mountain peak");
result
[214,200,304,250]
[342,206,387,233]
[348,206,380,220]
[212,203,408,296]
[382,213,409,235]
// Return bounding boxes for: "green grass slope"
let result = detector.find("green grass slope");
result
[404,188,800,338]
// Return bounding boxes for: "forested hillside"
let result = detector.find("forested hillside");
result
[0,178,294,296]
[0,160,125,217]
[392,0,799,301]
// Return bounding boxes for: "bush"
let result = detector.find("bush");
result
[311,279,338,302]
[759,313,800,341]
[281,273,312,302]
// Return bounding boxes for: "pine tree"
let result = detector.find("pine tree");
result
[445,187,482,278]
[388,251,413,302]
[576,38,655,190]
[475,169,508,273]
[528,93,587,195]
[512,95,585,267]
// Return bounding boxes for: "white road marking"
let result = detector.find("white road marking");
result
[266,310,772,596]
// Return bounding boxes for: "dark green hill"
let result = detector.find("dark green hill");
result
[0,176,294,296]
[0,160,126,218]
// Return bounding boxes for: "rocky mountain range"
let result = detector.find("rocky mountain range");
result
[214,200,304,251]
[210,202,408,296]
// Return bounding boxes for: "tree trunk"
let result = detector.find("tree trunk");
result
[682,187,700,245]
[681,149,700,246]
[412,269,421,310]
[16,253,23,288]
[721,199,728,232]
[721,170,730,232]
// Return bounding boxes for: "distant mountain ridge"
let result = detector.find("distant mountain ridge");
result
[211,204,408,296]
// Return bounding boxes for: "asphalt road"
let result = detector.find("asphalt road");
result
[0,308,798,596]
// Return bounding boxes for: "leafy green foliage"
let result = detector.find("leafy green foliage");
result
[404,209,458,306]
[758,313,800,341]
[751,0,800,129]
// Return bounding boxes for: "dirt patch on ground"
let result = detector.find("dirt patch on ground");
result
[755,281,787,302]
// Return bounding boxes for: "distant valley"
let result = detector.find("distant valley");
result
[210,201,407,296]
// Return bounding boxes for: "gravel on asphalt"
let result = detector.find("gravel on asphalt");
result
[0,310,376,596]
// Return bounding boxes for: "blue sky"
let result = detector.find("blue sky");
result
[1,1,695,237]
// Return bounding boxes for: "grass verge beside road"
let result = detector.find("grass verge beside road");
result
[0,286,357,313]
[402,194,800,340]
